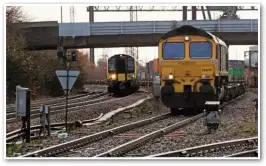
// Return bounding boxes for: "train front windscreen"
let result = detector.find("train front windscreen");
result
[108,56,135,73]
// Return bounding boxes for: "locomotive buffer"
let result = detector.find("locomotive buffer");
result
[204,101,221,132]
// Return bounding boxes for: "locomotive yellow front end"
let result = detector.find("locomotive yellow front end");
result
[159,25,220,112]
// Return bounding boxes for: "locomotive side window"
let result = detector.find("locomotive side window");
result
[108,58,116,72]
[190,42,212,59]
[162,42,185,59]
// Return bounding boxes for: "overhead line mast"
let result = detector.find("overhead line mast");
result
[130,6,138,60]
[70,6,75,23]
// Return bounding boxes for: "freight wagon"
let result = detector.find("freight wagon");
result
[228,60,245,83]
[244,45,258,87]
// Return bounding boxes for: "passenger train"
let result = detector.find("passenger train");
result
[106,54,141,94]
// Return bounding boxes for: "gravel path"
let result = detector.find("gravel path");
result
[124,90,258,157]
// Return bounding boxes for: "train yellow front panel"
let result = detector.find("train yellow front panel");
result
[159,35,217,93]
[118,74,125,81]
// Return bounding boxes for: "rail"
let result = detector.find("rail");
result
[150,137,258,157]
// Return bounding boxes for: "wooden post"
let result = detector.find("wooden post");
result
[47,106,51,136]
[42,105,46,137]
[254,98,258,125]
[26,90,31,143]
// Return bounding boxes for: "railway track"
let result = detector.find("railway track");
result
[21,111,171,157]
[95,91,250,157]
[225,149,258,157]
[15,90,254,157]
[120,91,257,157]
[96,113,203,157]
[6,92,95,112]
[7,90,149,134]
[6,113,104,143]
[6,91,103,115]
[6,91,108,123]
[6,92,95,116]
[7,91,150,146]
[57,114,194,157]
[149,137,258,157]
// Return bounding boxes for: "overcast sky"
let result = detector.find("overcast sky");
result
[22,6,259,64]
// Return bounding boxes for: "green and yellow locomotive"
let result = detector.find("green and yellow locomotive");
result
[107,54,141,94]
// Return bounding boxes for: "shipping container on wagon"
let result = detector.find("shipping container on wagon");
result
[148,61,154,75]
[141,71,146,80]
[153,58,159,73]
[228,60,245,82]
[245,68,258,87]
[145,61,153,80]
[244,45,258,68]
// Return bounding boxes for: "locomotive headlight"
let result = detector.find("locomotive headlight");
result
[185,36,190,41]
[169,74,174,80]
[128,74,134,78]
[201,74,210,79]
[111,74,116,80]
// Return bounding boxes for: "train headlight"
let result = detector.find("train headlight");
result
[201,74,211,79]
[128,74,134,78]
[111,74,116,80]
[185,36,190,41]
[169,74,174,80]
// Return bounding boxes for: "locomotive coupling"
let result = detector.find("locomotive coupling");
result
[204,101,221,132]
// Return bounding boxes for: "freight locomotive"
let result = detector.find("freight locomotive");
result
[106,54,141,94]
[158,25,246,114]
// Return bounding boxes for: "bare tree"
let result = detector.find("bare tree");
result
[6,6,26,23]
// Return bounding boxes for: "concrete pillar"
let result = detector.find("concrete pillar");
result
[182,6,187,20]
[192,6,197,20]
[89,6,95,65]
[90,49,94,65]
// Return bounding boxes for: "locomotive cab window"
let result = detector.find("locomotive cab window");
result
[162,42,185,60]
[190,42,212,59]
[108,58,116,72]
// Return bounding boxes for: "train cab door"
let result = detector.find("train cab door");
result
[116,55,127,89]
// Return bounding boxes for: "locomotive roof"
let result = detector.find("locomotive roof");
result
[160,25,227,46]
[108,54,140,62]
[108,54,133,59]
[108,54,144,65]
